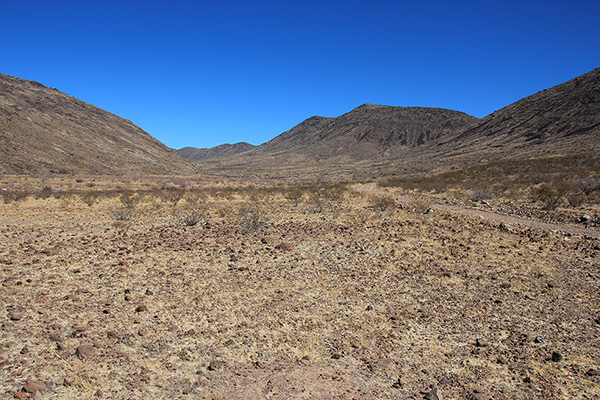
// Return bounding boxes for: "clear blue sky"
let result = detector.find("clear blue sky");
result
[2,0,599,149]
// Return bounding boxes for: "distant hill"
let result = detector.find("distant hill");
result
[0,73,194,175]
[199,104,478,178]
[177,142,255,162]
[253,104,478,159]
[200,68,600,179]
[430,67,600,165]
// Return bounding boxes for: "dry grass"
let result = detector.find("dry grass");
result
[0,177,599,399]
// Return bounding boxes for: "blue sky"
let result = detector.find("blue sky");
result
[2,0,599,149]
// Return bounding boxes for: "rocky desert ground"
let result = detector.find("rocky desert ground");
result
[1,176,599,399]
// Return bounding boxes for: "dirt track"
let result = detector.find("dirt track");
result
[355,184,600,239]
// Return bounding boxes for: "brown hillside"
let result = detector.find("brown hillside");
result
[430,67,600,166]
[254,104,478,159]
[177,142,256,162]
[200,105,478,178]
[0,73,195,175]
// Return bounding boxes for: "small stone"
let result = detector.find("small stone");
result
[95,389,104,397]
[476,338,488,347]
[425,387,443,400]
[20,346,29,355]
[534,336,544,343]
[331,353,342,359]
[580,214,592,223]
[76,344,97,359]
[207,360,225,371]
[585,368,599,376]
[438,376,451,386]
[275,243,294,251]
[14,392,28,399]
[551,351,563,362]
[135,305,147,312]
[23,380,46,393]
[594,316,600,325]
[8,311,22,321]
[391,377,402,388]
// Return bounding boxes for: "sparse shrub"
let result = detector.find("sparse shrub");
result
[470,189,492,202]
[349,209,372,225]
[175,202,207,227]
[119,191,141,209]
[162,187,186,206]
[35,186,53,200]
[371,195,396,215]
[2,189,30,204]
[567,194,585,208]
[111,207,134,234]
[80,191,99,207]
[530,184,565,210]
[410,199,432,214]
[238,205,266,233]
[574,176,600,196]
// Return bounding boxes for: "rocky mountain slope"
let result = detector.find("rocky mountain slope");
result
[253,104,478,160]
[428,67,600,165]
[177,142,255,162]
[0,73,194,175]
[202,68,600,179]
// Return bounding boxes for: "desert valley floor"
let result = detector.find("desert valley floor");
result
[1,178,599,399]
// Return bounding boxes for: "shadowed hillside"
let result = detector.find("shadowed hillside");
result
[0,73,195,175]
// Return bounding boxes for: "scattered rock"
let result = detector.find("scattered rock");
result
[551,351,563,362]
[275,242,294,251]
[425,387,443,400]
[534,336,544,343]
[391,377,402,388]
[23,380,46,393]
[8,311,22,321]
[76,344,97,359]
[208,360,225,371]
[580,214,592,223]
[14,392,28,399]
[595,316,600,325]
[476,338,488,347]
[585,368,599,376]
[20,346,29,355]
[438,376,451,386]
[135,305,147,312]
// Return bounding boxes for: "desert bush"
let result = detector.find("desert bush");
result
[567,193,585,208]
[574,176,600,196]
[161,187,186,206]
[349,209,372,225]
[80,191,99,207]
[35,186,54,200]
[530,184,566,210]
[119,191,141,209]
[111,207,134,234]
[238,205,267,233]
[371,195,396,214]
[2,189,30,204]
[470,189,493,202]
[175,206,206,227]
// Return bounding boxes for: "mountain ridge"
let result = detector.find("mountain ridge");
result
[0,73,194,175]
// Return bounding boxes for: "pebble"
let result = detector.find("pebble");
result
[76,344,97,359]
[425,387,443,400]
[586,368,599,376]
[551,351,563,362]
[23,380,47,393]
[135,305,147,312]
[208,360,225,371]
[8,311,22,321]
[476,338,488,347]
